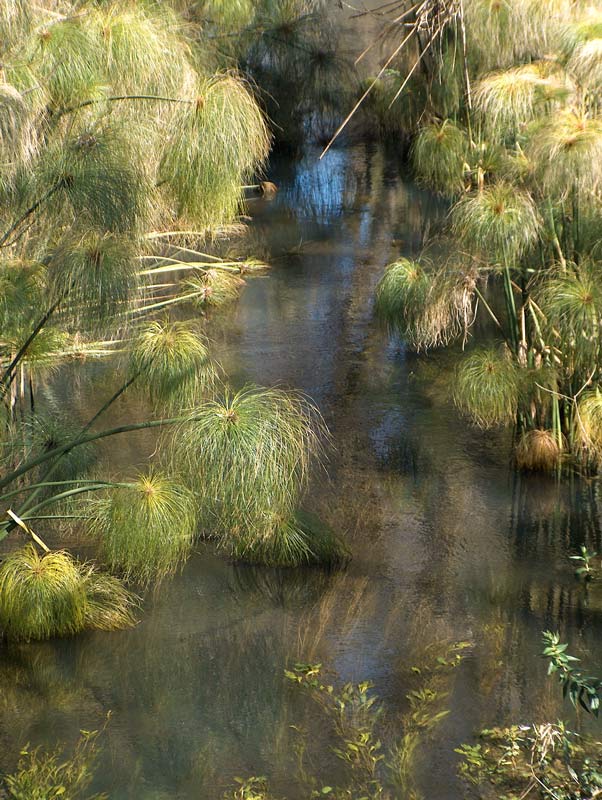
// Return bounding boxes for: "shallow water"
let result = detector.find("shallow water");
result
[1,144,602,799]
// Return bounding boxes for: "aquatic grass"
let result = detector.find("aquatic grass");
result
[224,776,274,799]
[0,545,87,642]
[294,509,350,568]
[561,9,602,61]
[28,414,97,481]
[567,38,602,91]
[176,386,327,551]
[3,727,106,799]
[454,347,521,428]
[5,326,69,370]
[92,3,191,97]
[464,0,514,69]
[232,510,349,568]
[411,120,468,196]
[537,261,602,372]
[362,72,428,139]
[0,1,32,55]
[38,124,153,235]
[429,46,465,121]
[233,512,313,566]
[159,74,270,227]
[515,429,563,471]
[0,82,37,166]
[527,110,602,198]
[130,319,214,408]
[561,7,602,92]
[198,0,255,30]
[248,1,357,147]
[81,568,138,631]
[90,470,197,584]
[574,390,602,468]
[47,231,139,329]
[539,261,602,333]
[451,181,541,262]
[183,268,245,308]
[28,16,105,111]
[375,257,477,350]
[474,63,570,138]
[0,258,45,339]
[465,0,572,70]
[298,40,357,132]
[375,258,431,340]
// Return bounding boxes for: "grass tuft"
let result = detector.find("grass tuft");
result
[130,319,215,408]
[515,429,563,471]
[474,62,570,139]
[81,567,139,631]
[183,268,245,308]
[527,110,602,198]
[451,181,541,262]
[29,16,105,111]
[561,8,602,88]
[231,509,349,568]
[48,230,138,330]
[159,73,270,228]
[92,3,191,97]
[574,389,602,468]
[0,544,87,642]
[90,470,197,585]
[537,261,602,374]
[411,120,468,196]
[465,0,572,70]
[39,123,153,234]
[0,81,37,166]
[176,386,327,556]
[454,347,521,428]
[375,257,477,350]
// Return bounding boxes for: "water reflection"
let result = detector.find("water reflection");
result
[1,144,601,799]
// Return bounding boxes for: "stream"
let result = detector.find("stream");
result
[1,143,601,799]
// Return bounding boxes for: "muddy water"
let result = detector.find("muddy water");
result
[1,144,601,799]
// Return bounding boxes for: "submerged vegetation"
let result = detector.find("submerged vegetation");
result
[5,637,599,798]
[370,0,602,473]
[1,726,107,800]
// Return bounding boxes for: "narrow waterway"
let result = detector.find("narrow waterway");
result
[1,144,601,799]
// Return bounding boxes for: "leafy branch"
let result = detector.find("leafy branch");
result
[542,631,602,716]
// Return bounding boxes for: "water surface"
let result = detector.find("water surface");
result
[1,144,601,799]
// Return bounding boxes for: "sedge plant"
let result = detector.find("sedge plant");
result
[369,0,602,473]
[0,0,341,643]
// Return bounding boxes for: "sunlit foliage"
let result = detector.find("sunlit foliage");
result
[0,544,137,641]
[0,0,337,641]
[374,0,602,471]
[90,471,198,585]
[412,120,469,195]
[176,387,328,563]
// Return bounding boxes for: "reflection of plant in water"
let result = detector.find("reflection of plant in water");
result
[1,725,107,800]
